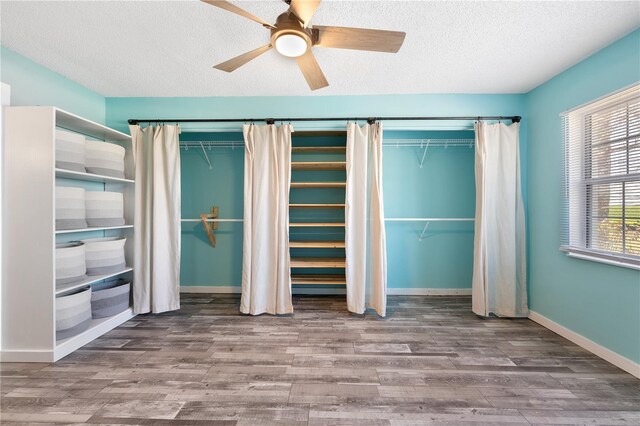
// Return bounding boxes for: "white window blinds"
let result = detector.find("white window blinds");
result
[561,84,640,269]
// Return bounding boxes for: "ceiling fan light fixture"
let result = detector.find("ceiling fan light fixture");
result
[275,33,308,57]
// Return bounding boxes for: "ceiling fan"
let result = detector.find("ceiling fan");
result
[201,0,406,91]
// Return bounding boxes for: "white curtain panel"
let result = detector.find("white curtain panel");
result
[129,125,181,314]
[345,123,388,317]
[241,124,293,315]
[472,122,527,318]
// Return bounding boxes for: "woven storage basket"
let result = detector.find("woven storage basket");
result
[55,129,86,172]
[55,242,87,287]
[81,236,127,276]
[91,279,130,318]
[55,186,87,230]
[85,141,126,178]
[56,287,92,340]
[85,191,125,227]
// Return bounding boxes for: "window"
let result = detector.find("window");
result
[561,84,640,270]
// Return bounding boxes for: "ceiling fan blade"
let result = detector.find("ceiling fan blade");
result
[214,44,273,72]
[296,50,328,91]
[201,0,274,28]
[289,0,321,26]
[315,25,406,53]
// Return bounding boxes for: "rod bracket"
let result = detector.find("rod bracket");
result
[367,117,377,125]
[512,116,521,123]
[266,119,276,125]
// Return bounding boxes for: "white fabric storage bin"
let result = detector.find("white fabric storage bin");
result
[85,191,125,227]
[56,287,92,340]
[81,236,127,276]
[56,186,87,230]
[55,129,86,172]
[85,141,126,178]
[91,279,130,318]
[55,242,87,287]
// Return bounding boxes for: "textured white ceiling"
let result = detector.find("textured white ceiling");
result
[1,0,638,97]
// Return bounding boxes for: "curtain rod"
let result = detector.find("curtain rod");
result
[127,115,521,125]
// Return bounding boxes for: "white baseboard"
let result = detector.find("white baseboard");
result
[528,311,640,379]
[1,349,53,363]
[387,288,472,296]
[180,286,471,296]
[182,286,241,294]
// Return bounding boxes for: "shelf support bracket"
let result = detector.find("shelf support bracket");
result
[418,221,431,242]
[200,206,219,248]
[419,140,430,168]
[200,141,213,169]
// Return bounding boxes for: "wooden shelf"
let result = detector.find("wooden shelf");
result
[291,257,346,268]
[55,168,134,184]
[290,222,345,228]
[56,225,133,235]
[292,146,346,153]
[290,241,345,248]
[292,161,346,170]
[290,203,345,209]
[292,274,346,285]
[55,267,133,296]
[291,182,346,188]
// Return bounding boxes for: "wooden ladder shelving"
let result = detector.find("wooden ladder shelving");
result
[290,136,347,287]
[291,161,346,170]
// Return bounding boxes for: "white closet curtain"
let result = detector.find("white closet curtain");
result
[241,124,293,315]
[472,122,527,317]
[129,125,181,314]
[345,123,387,317]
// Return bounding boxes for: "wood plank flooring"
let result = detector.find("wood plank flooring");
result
[1,295,639,425]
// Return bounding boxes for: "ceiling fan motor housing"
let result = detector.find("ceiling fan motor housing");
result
[270,11,318,53]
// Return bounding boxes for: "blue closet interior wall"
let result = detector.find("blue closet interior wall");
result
[179,129,477,290]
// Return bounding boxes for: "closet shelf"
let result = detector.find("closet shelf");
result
[290,241,345,248]
[292,274,346,285]
[290,222,345,228]
[56,225,133,234]
[55,168,134,184]
[291,257,346,268]
[54,308,135,359]
[292,146,346,153]
[289,203,345,209]
[291,161,346,170]
[291,182,346,188]
[55,267,133,296]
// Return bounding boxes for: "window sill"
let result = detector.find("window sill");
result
[560,247,640,271]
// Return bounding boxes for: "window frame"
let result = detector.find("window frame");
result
[560,84,640,271]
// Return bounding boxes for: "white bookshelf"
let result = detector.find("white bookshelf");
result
[2,106,137,362]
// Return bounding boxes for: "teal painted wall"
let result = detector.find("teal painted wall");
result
[0,46,105,123]
[177,130,477,289]
[107,96,525,291]
[526,29,640,363]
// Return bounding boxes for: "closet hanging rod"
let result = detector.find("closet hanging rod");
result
[179,138,474,146]
[181,218,475,222]
[129,116,521,125]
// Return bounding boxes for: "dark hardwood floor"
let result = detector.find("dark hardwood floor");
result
[1,294,639,425]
